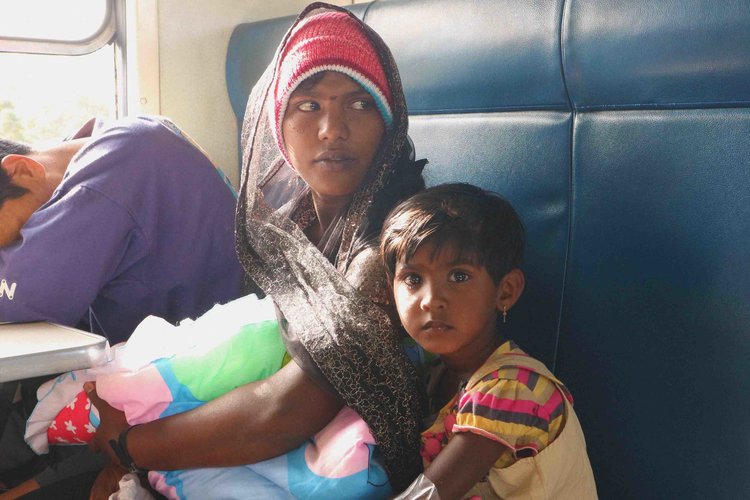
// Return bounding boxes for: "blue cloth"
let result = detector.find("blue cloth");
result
[0,116,243,343]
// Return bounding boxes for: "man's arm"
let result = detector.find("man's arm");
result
[88,360,343,469]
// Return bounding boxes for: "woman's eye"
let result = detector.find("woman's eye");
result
[296,101,319,112]
[350,99,373,111]
[450,270,470,283]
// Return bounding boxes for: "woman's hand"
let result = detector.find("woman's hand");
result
[84,381,129,462]
[80,362,342,471]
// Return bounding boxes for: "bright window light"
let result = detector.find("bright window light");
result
[0,0,117,144]
[0,47,116,144]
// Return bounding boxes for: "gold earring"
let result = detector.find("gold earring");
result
[502,306,508,324]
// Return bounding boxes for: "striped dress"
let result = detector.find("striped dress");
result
[421,340,569,470]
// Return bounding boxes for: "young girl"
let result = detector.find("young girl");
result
[381,183,597,500]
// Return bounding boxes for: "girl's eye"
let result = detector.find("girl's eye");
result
[449,270,470,283]
[350,99,374,111]
[296,101,319,112]
[401,273,421,287]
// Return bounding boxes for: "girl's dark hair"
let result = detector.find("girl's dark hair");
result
[381,182,525,284]
[0,139,32,208]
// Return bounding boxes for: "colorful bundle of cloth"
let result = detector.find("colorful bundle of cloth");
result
[24,295,392,499]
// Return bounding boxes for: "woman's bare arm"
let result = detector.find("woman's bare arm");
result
[88,361,342,470]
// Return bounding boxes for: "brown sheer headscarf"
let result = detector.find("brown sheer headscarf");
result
[235,2,426,490]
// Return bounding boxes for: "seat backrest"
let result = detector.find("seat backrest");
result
[226,1,750,498]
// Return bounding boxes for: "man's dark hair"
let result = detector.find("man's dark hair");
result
[0,139,33,209]
[381,182,525,284]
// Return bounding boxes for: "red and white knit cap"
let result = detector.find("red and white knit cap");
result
[271,10,393,162]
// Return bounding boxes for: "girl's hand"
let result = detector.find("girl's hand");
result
[84,381,129,462]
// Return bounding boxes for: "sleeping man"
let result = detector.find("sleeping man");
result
[0,115,244,492]
[0,116,243,342]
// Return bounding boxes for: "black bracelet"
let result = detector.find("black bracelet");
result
[108,425,146,474]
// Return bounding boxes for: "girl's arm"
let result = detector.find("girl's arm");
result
[422,432,506,500]
[88,360,342,469]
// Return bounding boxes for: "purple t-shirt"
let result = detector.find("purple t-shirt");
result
[0,116,244,343]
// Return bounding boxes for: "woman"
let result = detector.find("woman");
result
[85,2,427,497]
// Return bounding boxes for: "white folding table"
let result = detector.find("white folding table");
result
[0,322,107,383]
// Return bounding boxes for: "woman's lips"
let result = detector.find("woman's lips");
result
[315,151,353,160]
[314,151,356,169]
[314,159,355,170]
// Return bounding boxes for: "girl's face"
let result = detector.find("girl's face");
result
[393,241,504,364]
[282,71,385,203]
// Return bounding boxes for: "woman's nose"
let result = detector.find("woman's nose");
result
[318,107,349,142]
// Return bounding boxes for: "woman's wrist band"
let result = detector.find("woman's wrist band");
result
[108,424,146,474]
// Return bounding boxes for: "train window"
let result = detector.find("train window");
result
[0,1,111,44]
[0,0,118,143]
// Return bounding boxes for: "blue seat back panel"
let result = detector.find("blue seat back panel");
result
[367,0,569,114]
[558,108,750,499]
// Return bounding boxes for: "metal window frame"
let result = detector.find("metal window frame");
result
[0,0,116,56]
